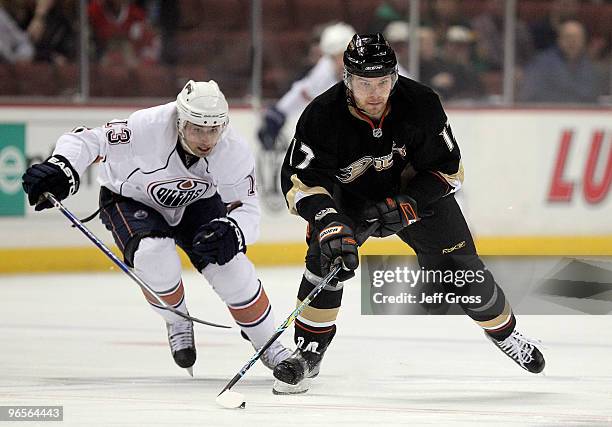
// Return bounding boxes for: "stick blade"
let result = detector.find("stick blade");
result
[216,390,246,409]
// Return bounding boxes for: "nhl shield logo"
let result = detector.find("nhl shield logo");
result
[134,210,149,220]
[147,178,211,208]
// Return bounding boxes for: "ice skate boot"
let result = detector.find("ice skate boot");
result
[166,319,196,376]
[487,329,545,373]
[260,340,292,370]
[272,348,323,395]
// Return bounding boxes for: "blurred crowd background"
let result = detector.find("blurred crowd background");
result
[0,0,610,105]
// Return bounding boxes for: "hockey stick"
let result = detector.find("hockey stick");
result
[216,220,379,408]
[43,192,231,329]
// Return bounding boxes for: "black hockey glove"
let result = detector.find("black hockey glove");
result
[362,195,419,238]
[192,217,246,266]
[257,106,285,151]
[316,211,359,281]
[22,155,80,211]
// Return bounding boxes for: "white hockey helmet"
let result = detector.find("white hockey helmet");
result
[176,80,229,127]
[319,22,356,56]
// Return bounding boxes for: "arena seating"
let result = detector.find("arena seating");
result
[0,0,608,99]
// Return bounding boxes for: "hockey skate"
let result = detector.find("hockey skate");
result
[272,348,323,395]
[166,319,196,376]
[260,341,292,370]
[487,329,545,373]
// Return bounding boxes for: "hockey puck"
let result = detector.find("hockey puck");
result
[215,390,246,409]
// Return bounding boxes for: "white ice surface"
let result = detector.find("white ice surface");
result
[1,267,611,426]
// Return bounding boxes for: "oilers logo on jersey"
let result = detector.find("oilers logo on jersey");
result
[147,178,211,208]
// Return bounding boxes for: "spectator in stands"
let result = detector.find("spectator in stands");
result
[530,0,579,52]
[591,35,611,98]
[418,26,460,100]
[423,0,471,47]
[440,25,483,100]
[519,20,605,103]
[88,0,160,67]
[418,25,483,101]
[23,0,77,64]
[138,0,179,65]
[470,0,534,71]
[368,0,410,34]
[0,4,34,63]
[383,21,411,73]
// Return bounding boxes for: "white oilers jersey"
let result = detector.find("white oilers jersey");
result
[52,102,260,243]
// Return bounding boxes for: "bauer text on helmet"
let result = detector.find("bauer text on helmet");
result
[320,22,356,56]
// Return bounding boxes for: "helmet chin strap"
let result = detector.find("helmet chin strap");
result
[176,119,228,158]
[177,120,198,156]
[179,136,198,156]
[344,86,382,118]
[344,71,398,118]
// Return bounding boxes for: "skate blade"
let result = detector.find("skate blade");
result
[272,378,312,395]
[186,366,194,377]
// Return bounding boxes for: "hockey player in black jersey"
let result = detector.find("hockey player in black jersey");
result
[273,33,545,394]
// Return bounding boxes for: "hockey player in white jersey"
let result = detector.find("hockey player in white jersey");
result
[257,22,356,151]
[22,80,291,375]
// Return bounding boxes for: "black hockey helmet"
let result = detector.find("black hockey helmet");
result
[343,33,398,78]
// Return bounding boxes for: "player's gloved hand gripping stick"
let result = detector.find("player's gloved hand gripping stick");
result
[216,220,380,409]
[43,192,231,329]
[362,194,420,238]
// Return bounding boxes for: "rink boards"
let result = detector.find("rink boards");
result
[0,105,610,272]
